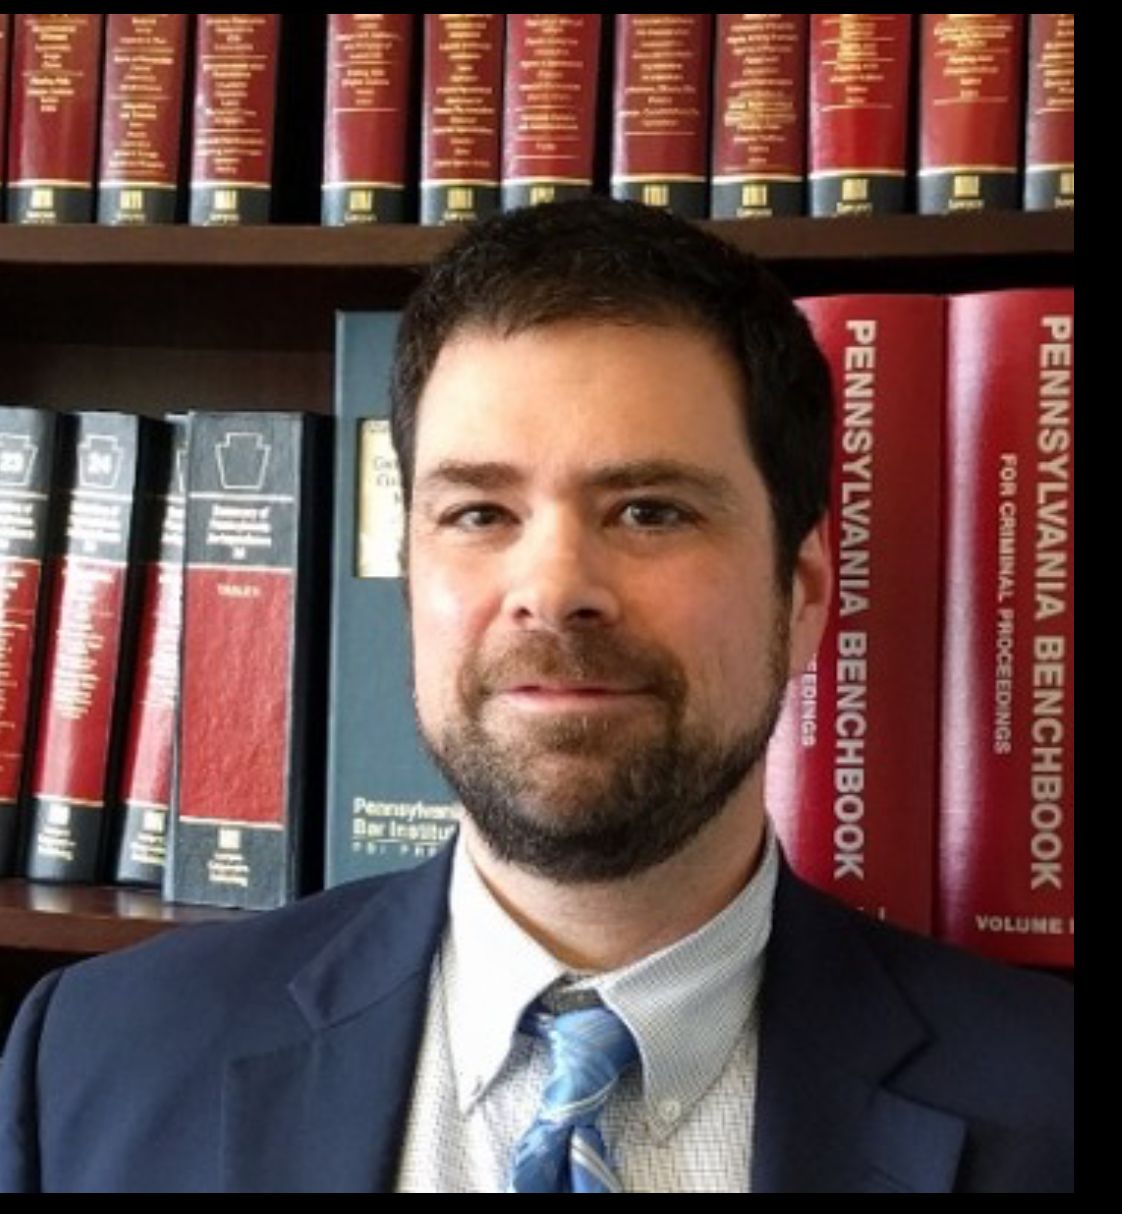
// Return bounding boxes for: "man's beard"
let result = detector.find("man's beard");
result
[418,618,791,883]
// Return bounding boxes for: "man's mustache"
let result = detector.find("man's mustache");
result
[465,633,687,702]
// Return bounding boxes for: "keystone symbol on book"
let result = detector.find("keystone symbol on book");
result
[216,433,271,492]
[78,436,124,491]
[0,433,38,488]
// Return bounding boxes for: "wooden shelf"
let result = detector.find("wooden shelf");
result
[0,209,1073,271]
[0,881,250,956]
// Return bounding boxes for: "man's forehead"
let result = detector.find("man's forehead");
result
[411,320,757,481]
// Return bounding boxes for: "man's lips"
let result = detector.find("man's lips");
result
[490,683,657,711]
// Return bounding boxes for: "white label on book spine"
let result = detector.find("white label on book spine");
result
[358,420,405,579]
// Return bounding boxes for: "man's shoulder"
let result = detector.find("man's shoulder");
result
[775,869,1073,1094]
[0,857,454,1193]
[42,852,453,1033]
[788,871,1072,1020]
[851,895,1070,1033]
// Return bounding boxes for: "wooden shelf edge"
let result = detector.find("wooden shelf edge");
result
[0,880,251,956]
[0,210,1073,272]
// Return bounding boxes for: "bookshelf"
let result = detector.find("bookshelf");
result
[0,210,1074,1010]
[0,212,1073,413]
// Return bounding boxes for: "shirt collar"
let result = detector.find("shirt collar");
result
[442,824,778,1133]
[443,833,568,1114]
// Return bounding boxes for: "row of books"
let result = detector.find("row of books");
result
[0,14,1074,228]
[0,286,1073,969]
[768,288,1073,970]
[0,407,330,913]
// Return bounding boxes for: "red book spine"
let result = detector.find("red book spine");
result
[171,412,329,910]
[1023,14,1074,212]
[610,14,712,218]
[808,14,912,217]
[111,419,188,886]
[189,14,280,226]
[502,14,602,210]
[97,13,189,225]
[0,15,11,199]
[939,290,1074,967]
[6,14,105,224]
[767,295,945,935]
[24,413,162,884]
[420,13,502,227]
[710,14,807,219]
[0,406,60,874]
[322,14,414,226]
[918,14,1025,214]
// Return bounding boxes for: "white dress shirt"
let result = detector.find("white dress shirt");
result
[395,825,779,1193]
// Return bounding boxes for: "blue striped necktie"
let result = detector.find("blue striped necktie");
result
[509,1001,639,1193]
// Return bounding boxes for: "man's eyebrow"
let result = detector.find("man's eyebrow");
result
[413,458,741,510]
[414,461,523,496]
[585,460,740,510]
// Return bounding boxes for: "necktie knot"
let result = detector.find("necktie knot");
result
[509,1001,639,1192]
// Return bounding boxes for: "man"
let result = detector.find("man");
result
[0,199,1072,1193]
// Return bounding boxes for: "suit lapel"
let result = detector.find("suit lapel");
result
[222,846,455,1192]
[752,865,966,1193]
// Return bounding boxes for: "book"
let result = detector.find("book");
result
[808,15,913,217]
[710,14,808,219]
[917,14,1025,214]
[23,412,171,884]
[609,14,711,218]
[325,313,458,889]
[767,295,945,935]
[169,411,331,910]
[6,15,105,224]
[1023,14,1074,212]
[502,14,603,211]
[189,14,281,226]
[322,14,415,226]
[97,14,190,226]
[110,416,188,886]
[419,13,502,226]
[938,289,1074,967]
[0,405,62,874]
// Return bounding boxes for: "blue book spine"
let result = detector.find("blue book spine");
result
[325,313,458,888]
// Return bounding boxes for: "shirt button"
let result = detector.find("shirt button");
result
[659,1099,682,1125]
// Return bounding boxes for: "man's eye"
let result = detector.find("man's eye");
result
[617,500,695,529]
[442,504,510,530]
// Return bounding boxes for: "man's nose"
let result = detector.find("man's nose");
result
[500,513,622,631]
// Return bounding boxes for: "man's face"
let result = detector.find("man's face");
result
[407,321,824,882]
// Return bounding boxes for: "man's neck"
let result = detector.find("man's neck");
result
[461,792,766,972]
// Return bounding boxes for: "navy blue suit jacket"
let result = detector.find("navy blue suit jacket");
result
[0,847,1073,1192]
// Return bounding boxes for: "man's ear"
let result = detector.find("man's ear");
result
[786,515,832,677]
